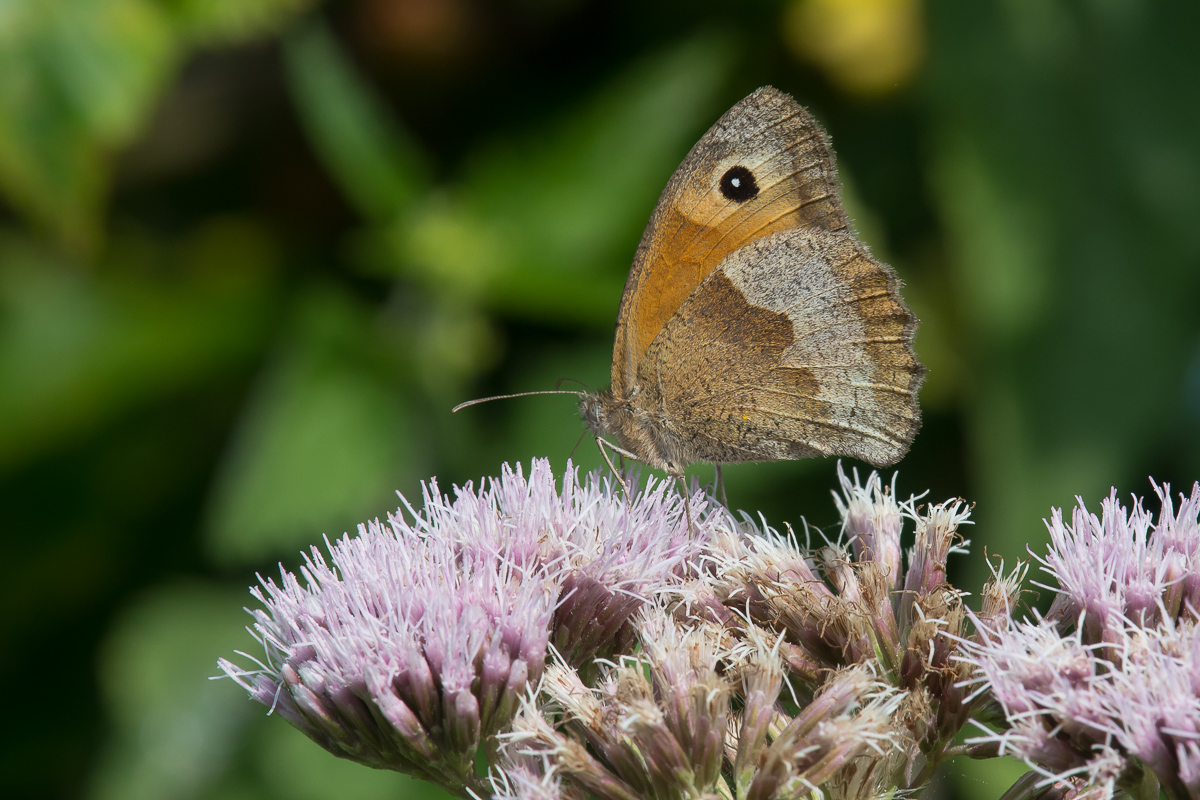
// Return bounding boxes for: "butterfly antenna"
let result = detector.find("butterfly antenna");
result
[555,377,591,391]
[451,390,584,413]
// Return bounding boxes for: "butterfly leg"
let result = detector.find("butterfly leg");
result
[595,437,631,498]
[713,464,729,507]
[674,472,695,536]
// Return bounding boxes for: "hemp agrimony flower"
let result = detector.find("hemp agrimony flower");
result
[219,460,720,798]
[221,459,1032,799]
[499,606,905,800]
[959,481,1200,800]
[704,465,1011,784]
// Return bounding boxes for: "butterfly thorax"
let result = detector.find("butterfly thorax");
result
[579,388,685,474]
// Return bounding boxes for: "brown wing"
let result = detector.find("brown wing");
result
[635,227,923,468]
[611,87,847,395]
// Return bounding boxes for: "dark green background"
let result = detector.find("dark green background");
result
[2,1,1198,798]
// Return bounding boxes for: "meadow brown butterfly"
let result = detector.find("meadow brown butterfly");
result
[578,86,924,479]
[457,87,923,485]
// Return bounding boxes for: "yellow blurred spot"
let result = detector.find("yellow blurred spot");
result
[783,0,925,97]
[355,0,477,68]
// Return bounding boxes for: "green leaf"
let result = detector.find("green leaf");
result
[948,755,1032,800]
[924,1,1200,589]
[88,582,260,800]
[396,32,737,326]
[163,0,318,44]
[0,0,319,249]
[0,225,274,472]
[0,0,174,249]
[282,18,430,221]
[89,579,454,800]
[257,723,454,800]
[203,288,419,566]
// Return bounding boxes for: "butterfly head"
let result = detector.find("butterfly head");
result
[580,389,648,459]
[579,389,618,440]
[580,389,688,473]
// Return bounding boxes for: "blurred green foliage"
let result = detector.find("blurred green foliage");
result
[0,0,318,250]
[1,1,1198,799]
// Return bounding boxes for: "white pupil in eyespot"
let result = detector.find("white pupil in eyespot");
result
[731,177,741,187]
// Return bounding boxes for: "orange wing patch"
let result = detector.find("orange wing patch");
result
[611,87,847,392]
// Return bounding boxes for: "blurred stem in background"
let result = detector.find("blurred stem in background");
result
[0,1,1198,799]
[922,0,1200,588]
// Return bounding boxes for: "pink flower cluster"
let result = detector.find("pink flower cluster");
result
[219,460,709,798]
[219,459,1052,800]
[959,482,1200,800]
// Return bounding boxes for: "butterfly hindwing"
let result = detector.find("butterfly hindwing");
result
[634,227,922,469]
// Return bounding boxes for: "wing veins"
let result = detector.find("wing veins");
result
[738,406,905,446]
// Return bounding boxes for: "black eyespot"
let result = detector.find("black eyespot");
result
[719,165,759,202]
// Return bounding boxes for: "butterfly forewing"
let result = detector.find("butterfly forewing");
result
[586,85,924,473]
[611,87,846,392]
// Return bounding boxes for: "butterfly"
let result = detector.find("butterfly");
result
[577,86,924,481]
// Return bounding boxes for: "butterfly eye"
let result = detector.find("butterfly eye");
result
[719,165,759,202]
